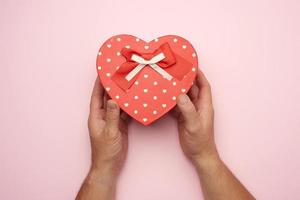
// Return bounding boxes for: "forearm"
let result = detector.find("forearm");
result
[76,168,117,200]
[195,153,255,200]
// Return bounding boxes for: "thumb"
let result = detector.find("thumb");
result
[176,94,198,125]
[105,100,120,130]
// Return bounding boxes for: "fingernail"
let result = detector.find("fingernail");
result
[107,100,117,110]
[178,94,189,105]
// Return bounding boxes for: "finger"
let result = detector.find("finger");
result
[103,92,109,110]
[188,84,199,106]
[120,111,131,123]
[170,106,181,118]
[176,94,198,125]
[90,77,104,116]
[195,70,212,107]
[105,100,120,130]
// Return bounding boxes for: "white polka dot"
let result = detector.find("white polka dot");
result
[162,89,167,93]
[98,52,102,56]
[154,38,159,42]
[106,87,110,91]
[192,67,196,72]
[134,95,139,100]
[153,96,157,100]
[136,38,140,42]
[134,81,139,85]
[106,73,111,77]
[144,74,149,78]
[125,45,130,49]
[142,118,148,122]
[143,89,148,93]
[116,37,121,42]
[153,81,158,86]
[181,88,186,92]
[162,104,167,108]
[144,45,149,49]
[153,110,158,115]
[97,66,102,70]
[116,66,120,70]
[192,53,196,57]
[117,52,121,56]
[134,110,138,114]
[172,96,176,100]
[182,45,187,49]
[143,103,148,108]
[124,103,129,107]
[172,81,177,86]
[106,58,111,62]
[115,95,120,99]
[107,44,112,48]
[173,38,178,42]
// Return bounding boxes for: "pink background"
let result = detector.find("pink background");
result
[1,0,300,199]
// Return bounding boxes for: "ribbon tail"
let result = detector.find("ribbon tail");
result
[125,64,145,81]
[150,64,173,80]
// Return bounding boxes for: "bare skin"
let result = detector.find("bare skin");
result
[173,71,255,200]
[76,77,129,200]
[76,71,255,200]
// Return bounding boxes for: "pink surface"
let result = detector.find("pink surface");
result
[1,0,300,199]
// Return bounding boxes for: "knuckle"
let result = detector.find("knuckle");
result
[104,126,120,140]
[106,111,119,121]
[187,116,202,132]
[186,122,202,134]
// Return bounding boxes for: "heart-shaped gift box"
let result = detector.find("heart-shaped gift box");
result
[96,35,198,125]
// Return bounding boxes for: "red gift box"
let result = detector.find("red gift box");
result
[96,35,198,125]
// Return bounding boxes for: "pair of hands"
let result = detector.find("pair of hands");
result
[87,70,218,183]
[79,70,255,200]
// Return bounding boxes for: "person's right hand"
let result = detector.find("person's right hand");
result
[173,70,218,165]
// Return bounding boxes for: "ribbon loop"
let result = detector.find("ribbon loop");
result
[131,53,165,65]
[111,43,193,91]
[126,53,171,81]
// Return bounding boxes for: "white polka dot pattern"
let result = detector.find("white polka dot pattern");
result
[96,35,198,125]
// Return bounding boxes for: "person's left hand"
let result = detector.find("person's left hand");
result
[88,77,129,181]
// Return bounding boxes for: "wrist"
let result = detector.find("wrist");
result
[86,167,118,187]
[193,148,222,173]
